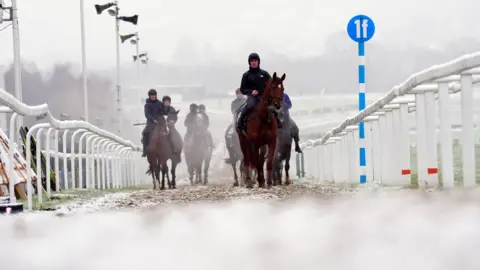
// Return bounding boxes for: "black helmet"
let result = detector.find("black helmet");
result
[248,52,260,64]
[198,104,206,110]
[148,89,157,96]
[189,103,198,110]
[162,95,171,102]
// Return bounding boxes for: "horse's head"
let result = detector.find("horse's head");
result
[153,115,169,137]
[167,109,180,128]
[264,72,286,112]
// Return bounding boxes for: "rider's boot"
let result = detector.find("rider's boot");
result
[237,113,246,130]
[141,133,148,157]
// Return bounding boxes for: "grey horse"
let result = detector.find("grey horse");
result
[273,107,302,185]
[184,113,213,185]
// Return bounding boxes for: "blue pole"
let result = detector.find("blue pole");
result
[358,41,366,184]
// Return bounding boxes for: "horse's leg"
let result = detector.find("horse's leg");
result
[165,161,172,189]
[232,161,239,187]
[266,140,277,187]
[150,165,156,190]
[238,134,252,188]
[203,147,212,185]
[272,157,279,186]
[171,159,178,189]
[155,163,162,190]
[249,144,260,188]
[257,146,267,188]
[240,161,245,187]
[160,162,168,190]
[284,149,292,186]
[196,162,202,185]
[187,159,194,185]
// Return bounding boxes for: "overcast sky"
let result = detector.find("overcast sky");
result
[0,0,479,70]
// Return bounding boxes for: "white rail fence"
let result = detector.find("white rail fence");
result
[0,88,144,211]
[298,52,480,188]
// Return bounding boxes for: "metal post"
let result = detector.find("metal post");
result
[358,41,367,184]
[11,0,22,129]
[80,0,89,122]
[135,32,140,84]
[114,1,122,136]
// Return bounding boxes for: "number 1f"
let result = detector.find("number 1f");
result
[354,18,368,39]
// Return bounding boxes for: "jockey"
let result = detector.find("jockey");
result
[142,89,165,157]
[198,104,214,147]
[237,52,282,131]
[161,95,182,152]
[224,88,246,164]
[184,103,198,145]
[161,95,176,114]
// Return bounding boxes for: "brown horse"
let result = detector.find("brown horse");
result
[146,115,172,190]
[236,72,285,188]
[162,109,182,189]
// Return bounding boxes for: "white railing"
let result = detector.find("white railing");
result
[0,88,145,211]
[297,52,480,188]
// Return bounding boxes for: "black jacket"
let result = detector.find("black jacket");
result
[184,111,197,131]
[144,99,165,124]
[240,68,271,96]
[231,97,246,115]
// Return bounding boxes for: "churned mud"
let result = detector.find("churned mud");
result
[53,178,358,215]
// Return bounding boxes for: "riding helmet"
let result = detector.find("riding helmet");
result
[198,104,206,110]
[162,95,171,102]
[189,103,198,110]
[248,52,260,64]
[148,89,157,96]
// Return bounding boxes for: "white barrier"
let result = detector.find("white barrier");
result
[0,88,145,211]
[298,51,480,188]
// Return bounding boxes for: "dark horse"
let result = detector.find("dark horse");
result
[236,72,285,188]
[225,112,245,187]
[273,105,302,186]
[146,114,172,190]
[184,113,213,185]
[161,109,183,189]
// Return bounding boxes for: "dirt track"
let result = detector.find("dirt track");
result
[54,177,358,215]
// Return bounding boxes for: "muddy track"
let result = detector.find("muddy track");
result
[54,179,358,215]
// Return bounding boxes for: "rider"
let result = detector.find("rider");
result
[237,52,282,131]
[198,104,214,147]
[224,88,246,164]
[161,95,181,152]
[161,95,175,114]
[283,92,302,153]
[142,89,165,157]
[184,103,198,146]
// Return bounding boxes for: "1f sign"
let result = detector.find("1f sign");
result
[354,19,368,39]
[347,15,375,43]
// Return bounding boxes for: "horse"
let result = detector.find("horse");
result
[236,72,285,188]
[273,105,301,186]
[146,114,172,190]
[184,113,213,185]
[225,111,245,187]
[161,109,183,189]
